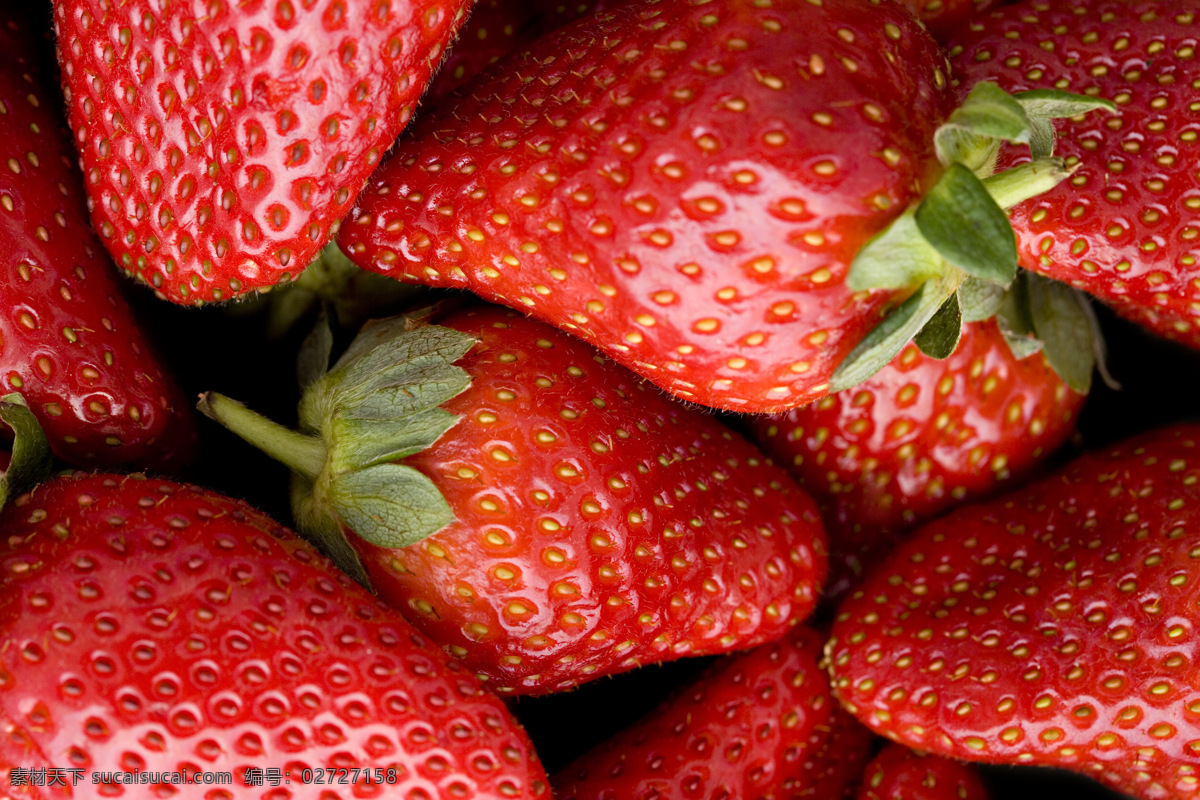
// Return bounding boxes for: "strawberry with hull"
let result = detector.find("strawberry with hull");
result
[340,0,1113,413]
[200,304,829,695]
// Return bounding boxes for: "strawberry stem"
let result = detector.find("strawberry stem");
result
[198,392,326,482]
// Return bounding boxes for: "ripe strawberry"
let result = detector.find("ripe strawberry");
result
[200,304,828,695]
[747,318,1083,602]
[826,424,1200,800]
[51,0,473,305]
[552,626,875,800]
[901,0,1001,41]
[947,0,1200,352]
[857,745,991,800]
[425,0,543,104]
[0,471,551,799]
[338,0,1111,413]
[0,8,195,470]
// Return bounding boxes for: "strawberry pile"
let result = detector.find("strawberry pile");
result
[2,0,1199,798]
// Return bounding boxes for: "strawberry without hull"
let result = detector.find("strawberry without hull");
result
[947,0,1200,351]
[552,627,875,800]
[0,7,195,470]
[748,317,1083,601]
[52,0,472,304]
[827,424,1200,800]
[201,304,828,695]
[0,472,550,799]
[856,745,991,800]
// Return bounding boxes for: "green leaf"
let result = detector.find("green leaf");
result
[0,394,53,509]
[297,307,335,392]
[1027,117,1056,160]
[958,276,1008,322]
[831,276,961,392]
[846,210,947,291]
[328,463,455,549]
[332,407,461,471]
[1014,89,1118,120]
[935,82,1032,169]
[1002,330,1045,360]
[982,158,1073,210]
[291,472,374,588]
[1026,273,1096,394]
[914,293,963,359]
[915,163,1017,285]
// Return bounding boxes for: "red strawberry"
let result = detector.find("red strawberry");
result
[0,8,195,471]
[900,0,1002,41]
[425,0,543,104]
[200,304,828,695]
[747,317,1083,602]
[826,423,1200,800]
[947,0,1200,352]
[51,0,473,305]
[552,626,875,800]
[0,471,551,799]
[857,744,991,800]
[338,0,1111,413]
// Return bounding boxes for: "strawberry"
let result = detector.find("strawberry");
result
[338,0,1113,413]
[51,0,473,305]
[552,626,875,800]
[857,745,991,800]
[826,423,1200,800]
[900,0,1001,42]
[199,304,828,695]
[747,317,1084,602]
[0,471,551,798]
[0,7,195,471]
[425,0,543,104]
[946,0,1200,353]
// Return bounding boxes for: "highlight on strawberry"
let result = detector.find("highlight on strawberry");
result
[198,304,829,695]
[338,0,1114,414]
[827,423,1200,800]
[0,471,551,798]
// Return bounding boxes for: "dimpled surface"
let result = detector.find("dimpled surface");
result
[352,306,828,696]
[339,0,954,413]
[52,0,471,304]
[748,319,1083,601]
[0,10,194,470]
[948,0,1200,350]
[827,424,1200,800]
[856,744,990,800]
[552,627,875,800]
[0,473,550,799]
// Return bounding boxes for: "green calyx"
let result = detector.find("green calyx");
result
[198,316,476,587]
[0,393,54,511]
[832,83,1116,394]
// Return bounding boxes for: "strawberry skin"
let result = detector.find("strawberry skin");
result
[857,745,990,800]
[827,424,1200,800]
[947,0,1200,351]
[0,472,551,799]
[748,318,1083,601]
[52,0,472,304]
[0,9,195,470]
[425,0,542,104]
[552,626,875,800]
[339,0,955,413]
[343,307,828,693]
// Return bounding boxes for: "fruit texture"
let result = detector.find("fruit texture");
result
[202,305,829,695]
[0,472,551,799]
[0,8,195,470]
[857,744,991,800]
[748,318,1083,601]
[947,0,1200,351]
[52,0,472,304]
[552,627,875,800]
[339,0,956,412]
[827,424,1200,800]
[425,0,542,104]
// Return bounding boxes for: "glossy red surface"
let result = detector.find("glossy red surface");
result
[352,306,828,695]
[0,9,194,470]
[749,319,1084,601]
[52,0,471,304]
[340,0,955,412]
[0,473,550,799]
[828,424,1200,799]
[857,744,991,800]
[553,627,875,800]
[949,0,1200,351]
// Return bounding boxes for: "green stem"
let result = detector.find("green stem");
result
[197,392,326,481]
[984,157,1073,210]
